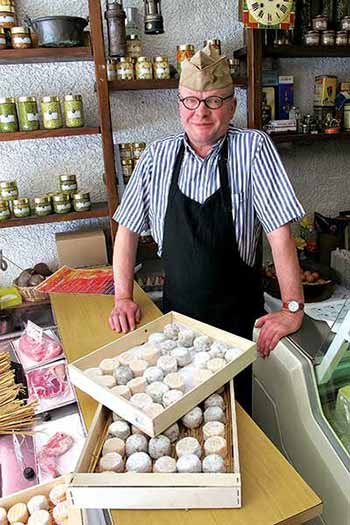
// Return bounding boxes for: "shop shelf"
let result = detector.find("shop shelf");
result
[271,131,350,144]
[0,202,109,229]
[109,77,248,91]
[0,47,93,65]
[235,45,350,59]
[0,127,100,142]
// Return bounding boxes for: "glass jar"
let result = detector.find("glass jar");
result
[41,96,63,130]
[127,34,142,59]
[59,174,77,193]
[203,39,221,57]
[0,5,16,29]
[176,44,195,75]
[17,96,40,131]
[10,26,31,49]
[343,102,350,131]
[305,30,320,47]
[52,193,72,214]
[121,159,133,185]
[336,31,348,46]
[228,58,240,77]
[341,16,350,31]
[0,199,10,221]
[0,97,18,133]
[132,142,146,159]
[13,198,30,218]
[117,57,135,80]
[135,56,153,80]
[119,143,133,160]
[312,15,328,31]
[321,30,335,46]
[153,56,170,80]
[107,59,117,81]
[0,27,6,49]
[64,94,84,128]
[0,180,18,201]
[73,191,91,212]
[33,196,52,216]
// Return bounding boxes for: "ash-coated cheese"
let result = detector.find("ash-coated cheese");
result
[210,341,229,355]
[204,436,227,458]
[206,358,226,373]
[149,435,171,459]
[204,393,225,410]
[94,375,116,388]
[126,434,149,456]
[111,384,131,399]
[99,452,124,473]
[129,359,149,377]
[146,381,169,404]
[176,454,201,473]
[202,454,226,473]
[84,367,103,378]
[163,372,185,392]
[130,392,153,410]
[145,402,164,417]
[153,456,177,473]
[157,355,177,374]
[49,484,68,505]
[103,437,125,456]
[158,340,177,355]
[148,333,168,345]
[27,495,49,515]
[114,366,133,385]
[204,406,226,424]
[143,366,164,384]
[193,335,211,352]
[52,501,69,525]
[7,504,28,524]
[176,436,201,458]
[202,421,225,439]
[99,357,120,375]
[225,347,242,362]
[162,389,183,407]
[181,406,203,429]
[118,351,136,367]
[163,422,180,443]
[126,451,152,472]
[193,369,213,386]
[128,377,147,394]
[172,347,192,367]
[141,346,161,366]
[177,329,195,347]
[193,351,210,369]
[163,322,180,340]
[108,420,131,440]
[27,509,51,525]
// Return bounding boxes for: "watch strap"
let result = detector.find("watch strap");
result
[282,301,304,311]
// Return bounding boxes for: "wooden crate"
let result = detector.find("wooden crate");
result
[69,381,241,509]
[68,311,256,437]
[0,474,83,525]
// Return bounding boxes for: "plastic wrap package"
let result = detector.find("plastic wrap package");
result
[14,321,63,370]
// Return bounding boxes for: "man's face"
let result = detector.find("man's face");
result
[179,86,237,148]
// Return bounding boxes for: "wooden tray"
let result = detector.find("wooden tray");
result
[69,381,241,510]
[68,311,256,437]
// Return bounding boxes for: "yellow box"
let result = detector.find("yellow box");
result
[0,286,22,309]
[313,75,337,107]
[262,86,276,120]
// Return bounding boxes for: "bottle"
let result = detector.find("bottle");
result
[262,93,272,129]
[125,7,139,37]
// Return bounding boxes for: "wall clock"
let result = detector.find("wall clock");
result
[241,0,295,29]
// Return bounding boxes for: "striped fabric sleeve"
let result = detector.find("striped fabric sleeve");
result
[113,147,152,233]
[252,132,305,233]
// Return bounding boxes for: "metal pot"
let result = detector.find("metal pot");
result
[24,16,88,47]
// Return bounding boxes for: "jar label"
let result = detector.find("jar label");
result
[139,67,152,77]
[36,205,51,213]
[27,112,39,122]
[14,206,30,216]
[61,183,77,191]
[0,15,15,23]
[1,189,17,198]
[0,114,15,123]
[44,112,59,120]
[0,37,6,45]
[56,203,71,212]
[0,210,10,218]
[67,110,81,119]
[13,36,31,44]
[75,201,91,209]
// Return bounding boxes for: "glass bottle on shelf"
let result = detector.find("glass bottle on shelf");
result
[262,93,272,129]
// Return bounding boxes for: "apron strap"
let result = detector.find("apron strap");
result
[218,137,232,214]
[170,142,185,190]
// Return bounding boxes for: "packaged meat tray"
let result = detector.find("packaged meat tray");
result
[13,321,63,370]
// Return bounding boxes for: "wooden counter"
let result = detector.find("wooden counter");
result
[51,284,322,525]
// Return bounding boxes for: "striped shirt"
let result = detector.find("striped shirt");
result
[114,126,304,267]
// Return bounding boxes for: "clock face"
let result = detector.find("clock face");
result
[246,0,294,26]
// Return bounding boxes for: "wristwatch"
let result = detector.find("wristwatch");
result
[282,300,304,313]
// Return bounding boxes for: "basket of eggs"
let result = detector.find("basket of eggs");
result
[263,262,336,303]
[13,263,52,303]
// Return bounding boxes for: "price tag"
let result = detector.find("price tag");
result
[26,320,43,342]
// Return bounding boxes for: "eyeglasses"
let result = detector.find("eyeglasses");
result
[178,93,235,110]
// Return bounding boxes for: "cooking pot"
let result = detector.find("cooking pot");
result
[24,16,88,47]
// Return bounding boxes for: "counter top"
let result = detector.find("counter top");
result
[51,283,322,525]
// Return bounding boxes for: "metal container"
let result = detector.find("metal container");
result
[105,1,127,57]
[25,16,88,47]
[33,196,52,216]
[153,56,170,80]
[135,56,153,80]
[335,31,348,46]
[73,191,91,212]
[117,57,134,80]
[53,192,72,214]
[176,44,195,75]
[41,96,63,130]
[312,14,328,30]
[13,198,30,218]
[0,97,18,133]
[64,94,84,128]
[59,174,77,193]
[11,26,31,49]
[321,30,335,46]
[17,96,40,131]
[305,30,320,46]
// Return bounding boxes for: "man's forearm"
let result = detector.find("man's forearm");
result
[113,225,139,301]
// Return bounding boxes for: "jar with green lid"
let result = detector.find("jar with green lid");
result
[73,191,91,212]
[119,143,133,160]
[121,159,133,185]
[64,94,84,128]
[10,26,31,49]
[0,28,6,49]
[127,34,142,59]
[17,96,40,131]
[117,57,134,80]
[13,197,30,218]
[153,56,170,80]
[33,196,52,216]
[136,57,153,80]
[107,59,118,81]
[228,58,240,78]
[59,174,78,193]
[41,96,63,130]
[0,199,10,220]
[0,97,18,133]
[53,193,72,214]
[0,180,18,201]
[132,142,146,159]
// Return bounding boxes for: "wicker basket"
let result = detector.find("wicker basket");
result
[13,279,49,303]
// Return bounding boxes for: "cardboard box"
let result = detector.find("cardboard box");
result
[56,229,108,268]
[314,75,337,107]
[278,75,294,119]
[68,311,257,437]
[262,86,276,120]
[69,381,241,510]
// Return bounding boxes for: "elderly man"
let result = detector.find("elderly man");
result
[109,45,304,413]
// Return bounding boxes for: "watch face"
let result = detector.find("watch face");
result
[246,0,294,26]
[288,300,299,313]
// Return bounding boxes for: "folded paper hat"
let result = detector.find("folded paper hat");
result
[179,44,233,92]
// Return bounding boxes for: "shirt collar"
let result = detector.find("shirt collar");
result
[183,132,227,161]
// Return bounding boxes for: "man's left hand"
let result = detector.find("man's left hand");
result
[255,310,304,358]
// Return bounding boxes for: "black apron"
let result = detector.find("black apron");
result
[162,137,264,415]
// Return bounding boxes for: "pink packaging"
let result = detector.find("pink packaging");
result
[14,322,63,370]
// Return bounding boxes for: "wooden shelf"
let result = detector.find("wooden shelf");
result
[235,45,350,59]
[109,77,248,91]
[0,127,100,142]
[0,202,109,229]
[270,131,350,144]
[0,47,93,65]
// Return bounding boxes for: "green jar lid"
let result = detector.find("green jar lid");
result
[11,26,30,35]
[64,94,82,102]
[34,196,51,205]
[73,191,90,200]
[42,96,60,103]
[0,97,15,104]
[60,174,77,182]
[53,193,70,202]
[13,198,29,206]
[18,96,37,103]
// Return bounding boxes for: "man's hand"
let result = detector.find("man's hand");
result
[109,298,141,333]
[255,310,304,358]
